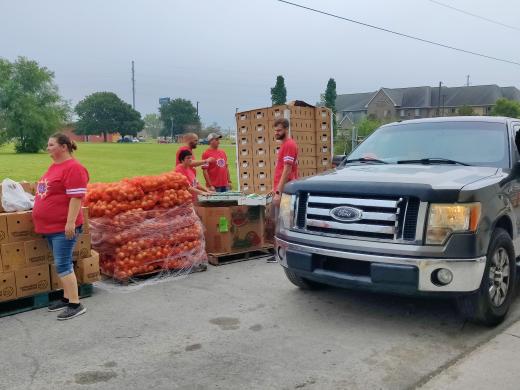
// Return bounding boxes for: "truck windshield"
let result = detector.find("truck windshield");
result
[347,121,510,168]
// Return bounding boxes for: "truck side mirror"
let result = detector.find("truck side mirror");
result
[332,155,346,168]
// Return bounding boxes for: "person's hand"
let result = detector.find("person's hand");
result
[208,185,215,191]
[206,157,216,164]
[65,222,76,240]
[273,193,281,206]
[227,182,232,190]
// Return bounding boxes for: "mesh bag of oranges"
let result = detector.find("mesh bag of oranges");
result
[86,172,207,287]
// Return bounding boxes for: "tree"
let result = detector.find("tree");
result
[0,57,68,153]
[322,78,337,113]
[143,113,162,138]
[75,92,144,142]
[200,122,223,138]
[159,98,201,137]
[271,75,287,106]
[457,105,476,116]
[491,98,520,118]
[357,117,382,138]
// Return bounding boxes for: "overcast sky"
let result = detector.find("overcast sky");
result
[2,0,519,129]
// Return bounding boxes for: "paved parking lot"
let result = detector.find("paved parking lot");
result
[2,259,519,390]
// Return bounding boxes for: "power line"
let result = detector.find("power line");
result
[275,0,520,67]
[427,0,520,32]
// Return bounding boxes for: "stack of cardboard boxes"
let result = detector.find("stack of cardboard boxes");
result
[0,204,99,303]
[236,104,333,194]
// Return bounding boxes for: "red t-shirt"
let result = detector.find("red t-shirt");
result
[274,137,299,191]
[175,164,199,202]
[175,145,196,175]
[201,148,229,187]
[32,159,90,234]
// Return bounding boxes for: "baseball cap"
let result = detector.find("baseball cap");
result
[207,133,223,142]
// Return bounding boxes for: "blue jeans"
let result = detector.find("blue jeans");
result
[215,186,229,193]
[46,226,82,277]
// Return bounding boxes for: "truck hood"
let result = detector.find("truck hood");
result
[286,164,501,202]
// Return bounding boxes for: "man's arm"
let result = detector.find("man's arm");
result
[190,159,213,168]
[277,163,292,194]
[203,169,214,190]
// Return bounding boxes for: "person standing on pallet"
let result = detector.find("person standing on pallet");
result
[269,118,299,262]
[175,133,215,173]
[201,133,232,193]
[32,133,89,320]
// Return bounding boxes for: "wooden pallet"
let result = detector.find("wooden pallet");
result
[0,284,94,318]
[208,246,275,266]
[102,263,208,285]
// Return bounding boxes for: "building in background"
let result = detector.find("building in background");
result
[337,84,520,128]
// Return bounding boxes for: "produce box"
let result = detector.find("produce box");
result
[197,204,264,254]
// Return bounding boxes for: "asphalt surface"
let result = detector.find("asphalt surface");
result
[2,259,520,390]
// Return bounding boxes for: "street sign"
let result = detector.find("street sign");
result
[159,97,170,105]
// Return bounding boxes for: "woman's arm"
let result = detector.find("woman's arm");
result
[65,198,82,239]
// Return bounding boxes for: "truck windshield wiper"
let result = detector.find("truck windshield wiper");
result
[343,157,388,164]
[397,158,470,166]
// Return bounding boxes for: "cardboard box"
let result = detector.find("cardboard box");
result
[254,158,270,170]
[238,123,252,135]
[268,105,289,120]
[240,181,254,194]
[253,134,270,148]
[316,143,331,156]
[238,158,253,170]
[238,134,253,147]
[299,156,318,169]
[316,121,331,132]
[6,211,40,243]
[0,214,7,245]
[253,147,269,159]
[271,145,281,160]
[1,242,26,272]
[49,264,62,290]
[299,144,316,156]
[290,106,315,120]
[0,272,16,302]
[299,169,318,178]
[252,122,268,135]
[291,119,315,132]
[239,147,253,158]
[238,168,254,181]
[292,131,316,145]
[316,107,332,122]
[251,109,268,121]
[255,182,272,194]
[317,132,331,143]
[236,111,251,123]
[76,251,100,284]
[15,264,50,298]
[318,156,331,167]
[253,169,271,184]
[24,239,53,267]
[73,234,91,261]
[201,205,264,253]
[317,166,332,173]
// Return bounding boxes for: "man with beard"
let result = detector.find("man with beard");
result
[175,133,215,173]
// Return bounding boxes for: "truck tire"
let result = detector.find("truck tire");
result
[457,228,516,326]
[283,268,325,290]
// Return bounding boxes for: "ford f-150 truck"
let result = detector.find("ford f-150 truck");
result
[276,116,520,326]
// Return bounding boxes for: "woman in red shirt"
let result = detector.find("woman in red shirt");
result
[32,133,89,320]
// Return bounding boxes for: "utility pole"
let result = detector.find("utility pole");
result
[170,116,174,143]
[466,75,470,87]
[437,81,442,116]
[131,60,135,109]
[442,94,447,116]
[196,101,199,116]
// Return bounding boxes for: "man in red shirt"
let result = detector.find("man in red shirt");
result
[175,133,215,173]
[202,133,232,192]
[273,118,298,205]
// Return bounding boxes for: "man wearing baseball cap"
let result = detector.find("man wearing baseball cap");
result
[202,133,232,192]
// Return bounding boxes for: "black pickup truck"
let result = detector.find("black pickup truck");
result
[276,116,520,325]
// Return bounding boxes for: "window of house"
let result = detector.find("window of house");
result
[400,109,405,117]
[384,110,389,117]
[415,109,421,116]
[451,108,456,114]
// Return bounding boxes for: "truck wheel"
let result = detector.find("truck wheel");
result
[283,268,325,290]
[457,228,516,326]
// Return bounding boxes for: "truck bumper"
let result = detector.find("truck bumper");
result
[275,237,487,294]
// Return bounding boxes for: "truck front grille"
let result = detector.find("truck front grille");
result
[298,193,420,242]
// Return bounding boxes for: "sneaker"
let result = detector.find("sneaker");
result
[266,256,278,263]
[57,304,86,320]
[48,299,69,312]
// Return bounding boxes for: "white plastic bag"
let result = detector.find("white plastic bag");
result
[1,178,35,212]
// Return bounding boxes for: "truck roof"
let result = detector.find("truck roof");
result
[382,116,514,128]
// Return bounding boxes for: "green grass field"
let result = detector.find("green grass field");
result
[0,142,238,187]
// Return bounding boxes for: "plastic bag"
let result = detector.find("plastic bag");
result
[1,178,35,212]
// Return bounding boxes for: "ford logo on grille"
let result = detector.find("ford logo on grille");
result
[330,206,363,222]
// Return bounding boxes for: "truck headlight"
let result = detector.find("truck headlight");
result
[426,203,481,245]
[278,194,296,231]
